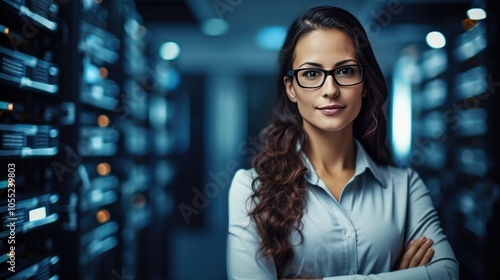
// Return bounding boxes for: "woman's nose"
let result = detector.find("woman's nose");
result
[322,75,340,98]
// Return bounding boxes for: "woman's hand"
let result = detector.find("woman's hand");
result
[397,236,435,270]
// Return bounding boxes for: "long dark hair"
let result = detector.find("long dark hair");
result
[248,6,393,276]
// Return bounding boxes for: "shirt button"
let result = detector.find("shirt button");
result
[347,270,355,275]
[345,231,352,238]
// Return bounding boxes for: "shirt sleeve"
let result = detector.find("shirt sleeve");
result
[227,169,277,280]
[324,168,459,280]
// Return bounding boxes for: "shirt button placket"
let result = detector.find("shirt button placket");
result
[345,229,356,275]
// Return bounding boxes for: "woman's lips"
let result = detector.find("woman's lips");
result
[317,105,346,115]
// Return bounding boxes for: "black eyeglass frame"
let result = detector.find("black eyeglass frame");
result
[287,64,365,88]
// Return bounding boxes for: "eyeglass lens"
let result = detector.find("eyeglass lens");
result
[296,65,362,87]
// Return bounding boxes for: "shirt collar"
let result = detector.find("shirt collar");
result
[353,139,386,186]
[301,139,386,187]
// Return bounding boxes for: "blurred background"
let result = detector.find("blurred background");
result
[0,0,498,279]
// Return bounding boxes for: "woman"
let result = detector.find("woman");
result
[227,6,458,280]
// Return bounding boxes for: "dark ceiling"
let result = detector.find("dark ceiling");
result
[388,2,473,24]
[139,0,478,75]
[134,0,472,26]
[135,0,197,24]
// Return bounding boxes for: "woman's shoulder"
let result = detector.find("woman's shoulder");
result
[375,165,434,208]
[230,168,258,193]
[355,140,419,182]
[375,164,425,189]
[228,168,259,208]
[232,168,257,181]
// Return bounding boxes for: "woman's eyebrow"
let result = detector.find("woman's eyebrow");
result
[334,59,357,67]
[298,59,357,68]
[298,62,323,68]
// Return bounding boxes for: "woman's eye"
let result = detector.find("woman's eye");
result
[337,67,354,75]
[303,70,320,77]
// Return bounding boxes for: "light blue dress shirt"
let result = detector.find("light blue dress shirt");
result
[227,140,459,279]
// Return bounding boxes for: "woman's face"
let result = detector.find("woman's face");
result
[284,29,365,135]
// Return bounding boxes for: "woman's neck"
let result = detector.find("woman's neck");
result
[303,122,356,174]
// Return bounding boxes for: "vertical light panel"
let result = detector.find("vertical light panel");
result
[391,56,415,165]
[205,72,247,230]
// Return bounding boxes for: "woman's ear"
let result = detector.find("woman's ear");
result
[284,76,297,103]
[362,88,368,97]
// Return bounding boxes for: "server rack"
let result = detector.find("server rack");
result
[0,0,62,279]
[448,21,496,280]
[406,9,497,279]
[1,0,175,279]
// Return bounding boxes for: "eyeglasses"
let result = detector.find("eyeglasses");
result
[287,64,364,88]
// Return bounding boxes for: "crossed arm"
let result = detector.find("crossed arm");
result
[279,236,436,280]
